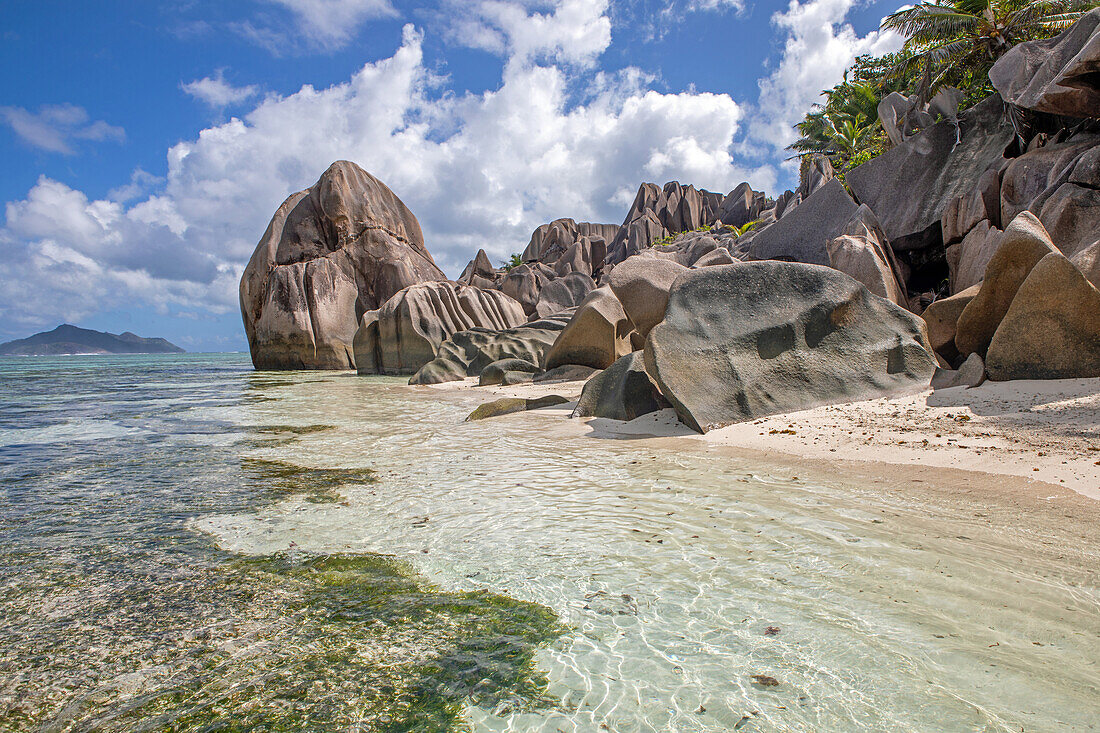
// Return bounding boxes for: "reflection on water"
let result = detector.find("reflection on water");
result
[2,354,1099,732]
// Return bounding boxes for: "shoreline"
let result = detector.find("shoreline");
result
[417,375,1100,501]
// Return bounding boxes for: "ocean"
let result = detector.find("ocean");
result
[1,353,1097,731]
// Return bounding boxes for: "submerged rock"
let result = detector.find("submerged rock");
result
[466,395,569,421]
[240,161,446,370]
[644,262,936,433]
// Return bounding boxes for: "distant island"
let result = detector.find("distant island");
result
[0,324,185,356]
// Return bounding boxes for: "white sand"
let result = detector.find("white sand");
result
[587,379,1100,500]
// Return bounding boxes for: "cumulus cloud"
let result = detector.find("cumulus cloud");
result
[445,0,613,67]
[0,104,125,154]
[752,0,902,155]
[182,71,260,108]
[1,2,774,337]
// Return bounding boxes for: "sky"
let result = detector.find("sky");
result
[0,0,903,352]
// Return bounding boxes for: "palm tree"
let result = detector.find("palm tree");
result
[882,0,1099,100]
[787,81,883,170]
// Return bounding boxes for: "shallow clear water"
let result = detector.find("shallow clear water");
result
[2,354,1099,731]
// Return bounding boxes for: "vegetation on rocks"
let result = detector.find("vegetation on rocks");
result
[790,0,1099,172]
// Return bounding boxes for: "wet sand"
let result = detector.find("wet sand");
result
[433,376,1100,500]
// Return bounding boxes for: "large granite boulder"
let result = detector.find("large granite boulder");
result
[989,9,1100,120]
[477,357,541,386]
[643,263,936,433]
[941,168,1001,246]
[1038,182,1100,258]
[717,182,765,227]
[545,287,635,370]
[572,351,666,421]
[954,212,1058,358]
[986,252,1100,380]
[521,219,617,265]
[353,281,525,375]
[846,95,1013,253]
[999,139,1096,226]
[409,312,573,385]
[500,263,555,316]
[239,161,446,369]
[921,283,982,365]
[1070,238,1100,286]
[748,179,858,265]
[947,221,1002,293]
[457,249,499,286]
[534,272,596,318]
[693,247,737,267]
[607,257,690,338]
[826,205,907,306]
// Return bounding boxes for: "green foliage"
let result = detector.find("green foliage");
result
[501,253,524,270]
[649,224,713,248]
[732,220,760,237]
[787,78,891,173]
[788,0,1098,175]
[882,0,1098,102]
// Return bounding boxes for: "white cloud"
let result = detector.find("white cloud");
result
[685,0,745,12]
[243,0,399,52]
[0,104,125,154]
[444,0,613,67]
[1,2,775,337]
[752,0,901,155]
[182,71,260,107]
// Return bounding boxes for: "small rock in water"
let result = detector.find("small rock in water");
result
[750,674,781,688]
[764,626,780,636]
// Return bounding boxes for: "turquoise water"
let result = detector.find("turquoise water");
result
[2,353,1099,731]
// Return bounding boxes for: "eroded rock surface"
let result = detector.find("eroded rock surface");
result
[644,263,936,432]
[354,281,525,375]
[240,161,445,369]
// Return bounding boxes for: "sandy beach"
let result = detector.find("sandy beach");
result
[426,376,1100,501]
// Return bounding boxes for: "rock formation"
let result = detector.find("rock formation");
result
[826,205,907,306]
[353,281,526,375]
[607,257,690,338]
[240,161,446,370]
[410,312,574,385]
[985,252,1100,380]
[544,287,635,371]
[644,263,936,433]
[989,8,1100,119]
[954,212,1058,358]
[571,351,666,421]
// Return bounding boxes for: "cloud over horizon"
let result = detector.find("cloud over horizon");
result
[0,0,897,342]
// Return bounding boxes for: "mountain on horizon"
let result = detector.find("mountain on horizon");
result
[0,324,186,356]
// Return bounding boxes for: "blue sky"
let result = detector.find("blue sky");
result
[1,0,902,352]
